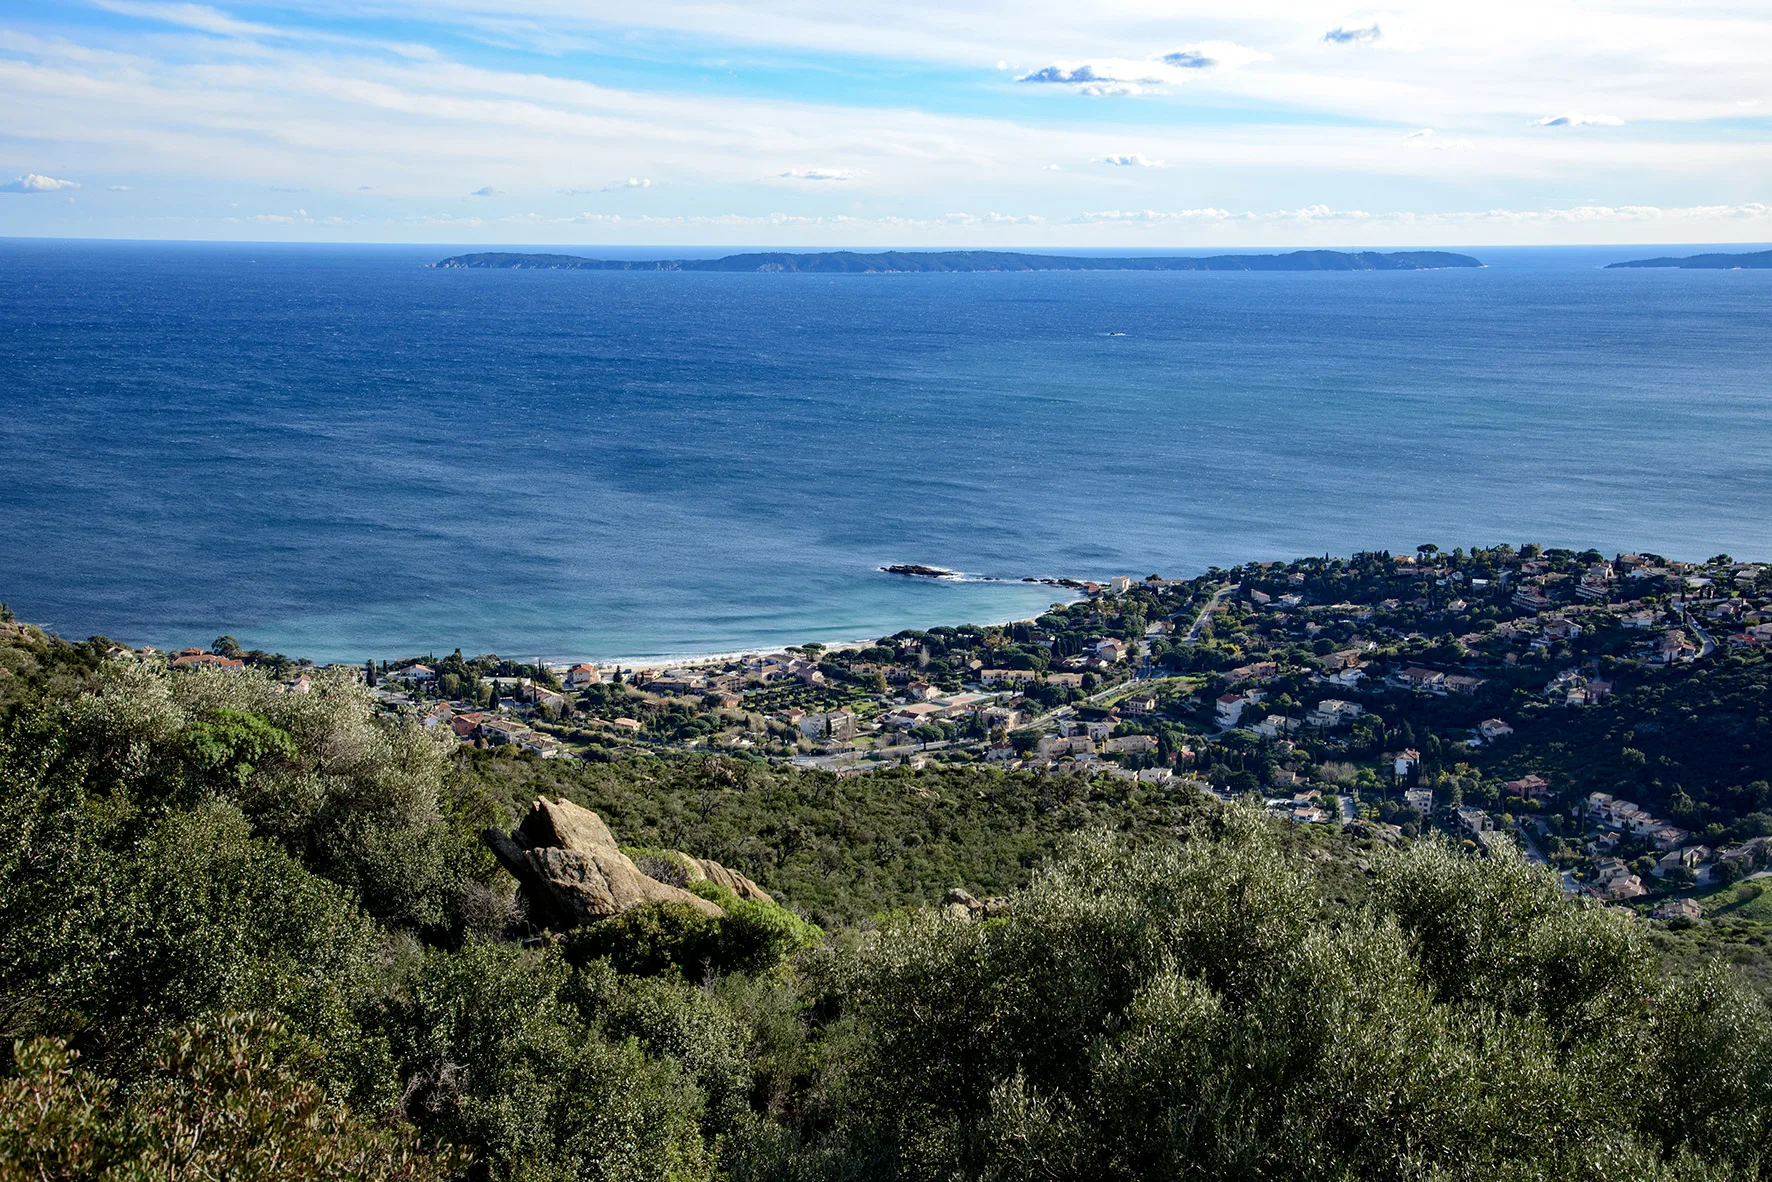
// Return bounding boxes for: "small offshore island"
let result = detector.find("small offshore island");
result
[1607,248,1772,269]
[432,248,1484,273]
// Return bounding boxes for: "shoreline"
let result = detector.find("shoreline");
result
[543,598,1082,674]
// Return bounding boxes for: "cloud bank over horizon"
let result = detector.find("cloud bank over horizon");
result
[0,0,1767,245]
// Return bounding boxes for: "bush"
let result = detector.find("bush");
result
[0,1014,447,1181]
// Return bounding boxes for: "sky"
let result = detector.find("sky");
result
[1,0,1769,246]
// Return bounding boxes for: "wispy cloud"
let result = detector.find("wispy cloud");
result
[1323,24,1382,45]
[1533,114,1624,127]
[1405,128,1470,150]
[1,174,80,193]
[107,184,134,191]
[1097,153,1163,167]
[1018,44,1266,96]
[469,186,500,196]
[1072,201,1772,227]
[780,167,853,181]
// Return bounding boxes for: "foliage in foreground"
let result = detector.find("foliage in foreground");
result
[748,815,1772,1181]
[0,641,1768,1179]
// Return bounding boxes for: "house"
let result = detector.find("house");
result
[1648,824,1692,851]
[884,702,946,729]
[1476,718,1514,742]
[1103,734,1158,755]
[905,681,936,700]
[1320,648,1368,671]
[404,663,437,682]
[979,668,1038,686]
[1442,674,1487,695]
[527,685,572,716]
[171,652,245,671]
[1404,787,1433,814]
[1511,588,1556,612]
[1108,576,1132,594]
[1503,774,1549,798]
[478,718,532,746]
[1047,672,1086,688]
[1225,661,1278,684]
[1655,632,1698,663]
[608,717,643,734]
[1542,618,1582,641]
[565,663,601,689]
[1652,846,1710,878]
[1650,897,1703,922]
[1095,639,1128,663]
[1136,767,1173,784]
[1394,748,1422,779]
[981,705,1024,731]
[1395,667,1447,692]
[1251,716,1298,738]
[799,709,857,742]
[451,712,488,740]
[1588,858,1647,901]
[1121,692,1158,716]
[1305,699,1363,728]
[1215,690,1264,728]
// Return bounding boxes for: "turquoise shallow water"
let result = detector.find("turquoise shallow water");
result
[4,240,1771,662]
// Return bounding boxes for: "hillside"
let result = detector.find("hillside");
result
[1,612,1768,1179]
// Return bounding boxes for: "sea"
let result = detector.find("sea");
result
[4,239,1771,665]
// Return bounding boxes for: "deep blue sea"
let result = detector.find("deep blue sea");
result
[4,239,1771,663]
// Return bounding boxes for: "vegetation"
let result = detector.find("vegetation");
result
[2,619,1770,1178]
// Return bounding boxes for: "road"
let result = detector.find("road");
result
[1175,582,1239,643]
[1685,613,1716,658]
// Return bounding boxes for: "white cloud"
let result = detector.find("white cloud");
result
[1097,153,1163,167]
[107,184,134,191]
[1533,113,1625,127]
[1323,24,1383,45]
[780,167,854,180]
[1043,163,1064,170]
[469,185,500,196]
[1,173,80,193]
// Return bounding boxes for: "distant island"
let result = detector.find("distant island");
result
[432,248,1483,273]
[1606,249,1772,269]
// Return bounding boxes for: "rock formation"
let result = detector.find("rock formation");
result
[484,798,725,929]
[630,849,775,904]
[942,887,1011,922]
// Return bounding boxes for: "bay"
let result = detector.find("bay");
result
[3,239,1769,662]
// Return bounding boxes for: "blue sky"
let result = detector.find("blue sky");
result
[1,0,1768,245]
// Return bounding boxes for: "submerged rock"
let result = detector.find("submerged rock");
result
[484,797,724,929]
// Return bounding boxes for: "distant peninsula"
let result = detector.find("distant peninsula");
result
[1606,249,1772,269]
[432,248,1483,273]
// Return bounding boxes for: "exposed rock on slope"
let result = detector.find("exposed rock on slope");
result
[631,849,776,904]
[942,887,1011,922]
[484,797,725,928]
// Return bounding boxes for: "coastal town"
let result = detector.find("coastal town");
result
[142,544,1772,923]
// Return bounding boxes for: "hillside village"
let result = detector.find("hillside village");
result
[137,543,1772,918]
